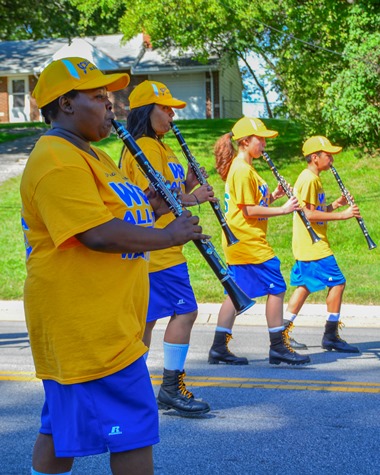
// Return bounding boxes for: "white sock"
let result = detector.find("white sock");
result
[216,326,232,334]
[268,326,285,333]
[285,311,297,322]
[326,313,340,322]
[163,342,189,371]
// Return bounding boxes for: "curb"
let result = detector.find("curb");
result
[1,301,379,328]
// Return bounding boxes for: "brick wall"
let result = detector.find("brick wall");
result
[0,76,9,123]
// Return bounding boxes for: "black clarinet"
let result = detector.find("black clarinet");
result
[170,122,239,247]
[262,151,321,244]
[112,120,255,315]
[330,165,376,250]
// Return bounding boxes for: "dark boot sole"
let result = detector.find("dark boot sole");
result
[322,344,360,353]
[269,356,310,365]
[290,344,308,350]
[208,357,249,365]
[157,401,211,417]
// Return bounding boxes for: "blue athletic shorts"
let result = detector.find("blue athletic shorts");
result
[39,357,159,457]
[228,257,287,299]
[290,255,346,293]
[147,262,198,321]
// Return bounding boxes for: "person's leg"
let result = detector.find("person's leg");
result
[32,433,74,474]
[208,296,248,365]
[284,286,311,349]
[266,293,310,366]
[110,446,153,475]
[322,284,359,353]
[286,285,311,316]
[158,310,210,416]
[142,320,157,348]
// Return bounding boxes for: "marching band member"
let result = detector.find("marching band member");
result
[285,136,361,353]
[22,58,205,475]
[208,117,310,366]
[120,80,215,417]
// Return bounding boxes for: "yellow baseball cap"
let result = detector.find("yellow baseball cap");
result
[32,57,130,109]
[231,117,278,140]
[129,80,187,109]
[302,136,342,156]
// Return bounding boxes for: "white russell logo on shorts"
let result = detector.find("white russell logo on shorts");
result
[109,426,123,436]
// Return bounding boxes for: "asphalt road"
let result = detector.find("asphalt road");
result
[1,318,380,475]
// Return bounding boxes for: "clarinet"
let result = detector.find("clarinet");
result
[262,151,321,244]
[170,122,239,246]
[112,120,255,315]
[330,165,376,250]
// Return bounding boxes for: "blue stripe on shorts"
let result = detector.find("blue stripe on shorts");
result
[228,256,287,299]
[39,357,159,457]
[290,255,346,293]
[147,262,198,321]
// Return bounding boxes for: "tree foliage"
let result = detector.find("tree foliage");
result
[2,0,379,148]
[0,0,124,40]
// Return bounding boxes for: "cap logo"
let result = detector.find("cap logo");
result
[319,137,327,146]
[152,83,160,97]
[61,59,81,79]
[250,118,258,130]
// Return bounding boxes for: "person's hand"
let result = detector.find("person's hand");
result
[185,165,209,190]
[193,184,217,204]
[281,196,301,214]
[342,204,361,220]
[164,210,210,245]
[335,192,354,208]
[272,183,288,201]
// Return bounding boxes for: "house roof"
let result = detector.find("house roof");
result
[0,34,220,76]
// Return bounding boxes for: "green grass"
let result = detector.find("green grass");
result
[1,119,379,304]
[0,122,48,144]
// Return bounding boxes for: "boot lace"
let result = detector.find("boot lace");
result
[282,326,295,353]
[178,372,193,399]
[336,321,346,341]
[225,333,234,354]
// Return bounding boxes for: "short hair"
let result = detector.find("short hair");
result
[40,90,79,125]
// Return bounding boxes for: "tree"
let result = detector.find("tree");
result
[323,1,380,147]
[0,0,124,40]
[73,0,359,138]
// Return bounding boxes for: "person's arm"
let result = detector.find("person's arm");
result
[76,212,209,253]
[241,196,301,218]
[303,202,361,221]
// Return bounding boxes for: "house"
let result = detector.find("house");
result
[0,34,243,124]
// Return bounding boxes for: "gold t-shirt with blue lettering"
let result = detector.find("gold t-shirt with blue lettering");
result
[223,155,275,265]
[21,136,153,384]
[121,136,187,272]
[292,168,333,261]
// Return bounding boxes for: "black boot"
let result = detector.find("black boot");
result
[269,329,311,365]
[208,331,249,365]
[321,321,360,353]
[157,369,210,417]
[283,319,308,350]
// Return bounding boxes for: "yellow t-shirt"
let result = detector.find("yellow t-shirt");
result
[292,168,333,261]
[121,136,186,272]
[223,156,275,265]
[21,136,154,384]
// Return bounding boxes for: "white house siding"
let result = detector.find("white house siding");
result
[218,59,243,119]
[148,73,206,120]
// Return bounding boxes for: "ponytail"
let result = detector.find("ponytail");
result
[214,131,237,181]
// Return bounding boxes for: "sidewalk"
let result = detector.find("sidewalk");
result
[1,300,379,328]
